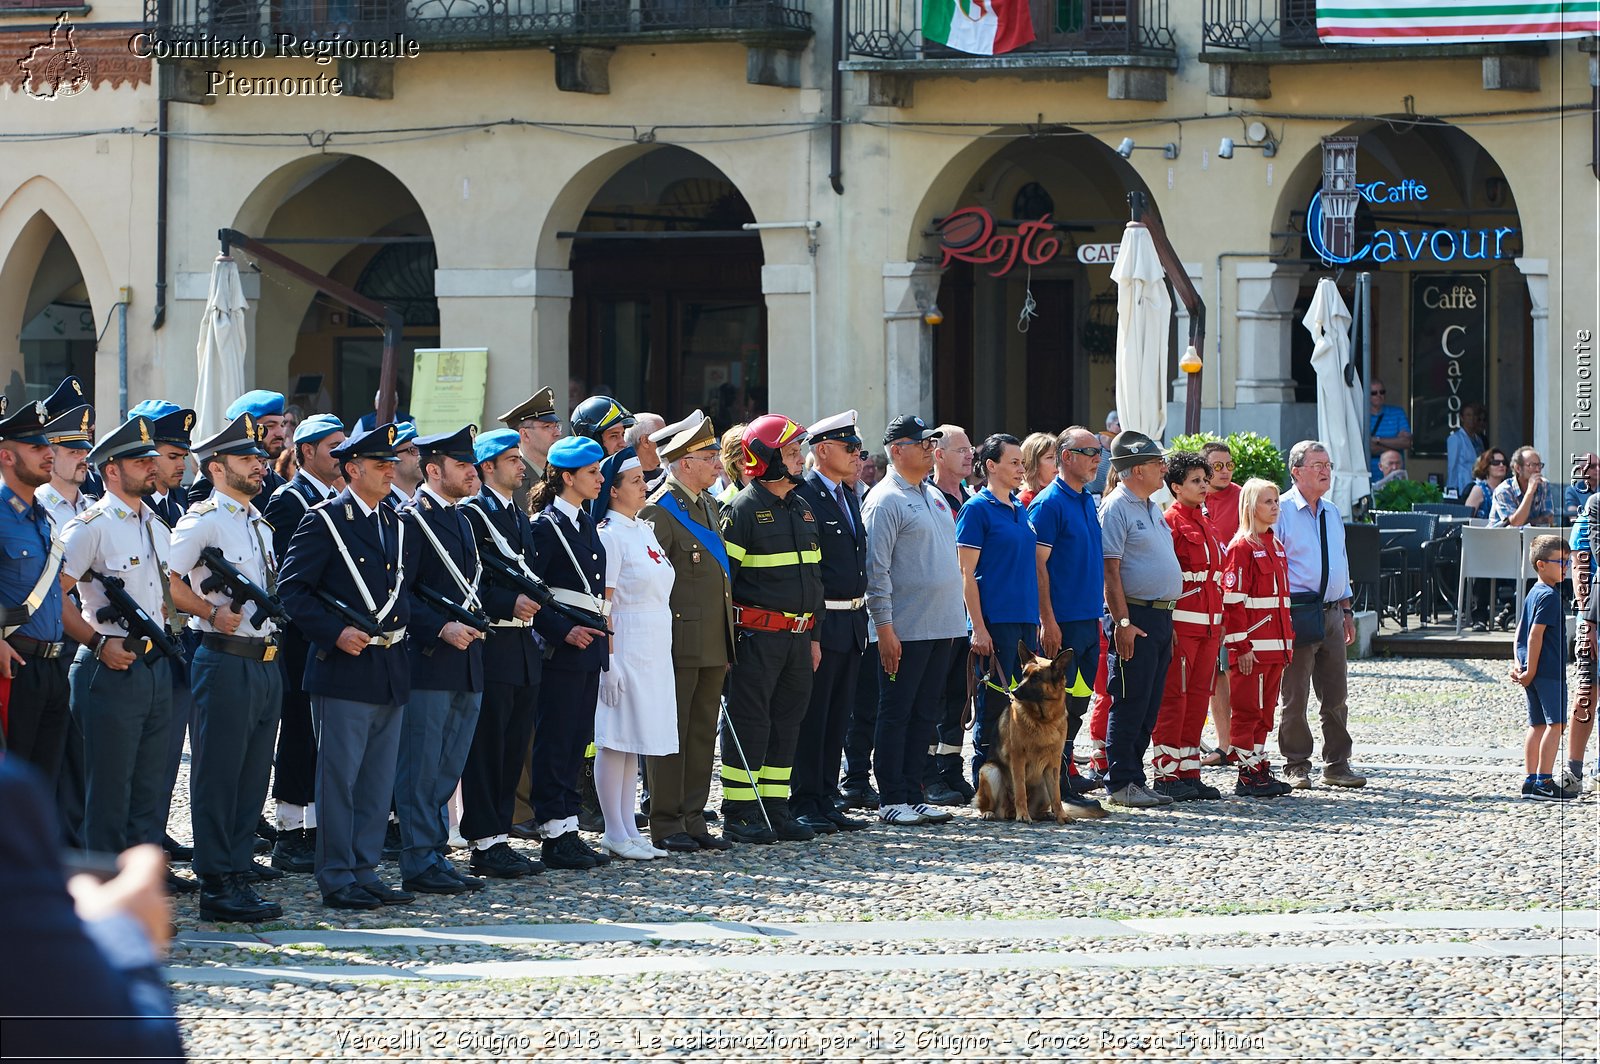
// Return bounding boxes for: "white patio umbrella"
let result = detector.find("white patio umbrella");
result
[1303,277,1371,517]
[1111,222,1169,443]
[193,254,248,443]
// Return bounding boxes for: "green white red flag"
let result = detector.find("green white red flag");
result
[1317,0,1600,43]
[923,0,1035,55]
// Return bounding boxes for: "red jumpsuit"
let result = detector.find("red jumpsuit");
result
[1087,626,1111,775]
[1150,502,1224,781]
[1221,530,1295,777]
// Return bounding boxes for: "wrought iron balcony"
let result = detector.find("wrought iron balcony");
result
[151,0,812,50]
[845,0,1174,61]
[1201,0,1320,50]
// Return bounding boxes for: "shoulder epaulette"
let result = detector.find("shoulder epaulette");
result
[189,498,219,516]
[75,508,102,525]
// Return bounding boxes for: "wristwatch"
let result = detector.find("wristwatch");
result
[1117,617,1131,629]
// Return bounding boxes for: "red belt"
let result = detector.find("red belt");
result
[733,604,815,634]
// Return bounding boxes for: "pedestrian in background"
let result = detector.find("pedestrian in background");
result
[1018,432,1057,507]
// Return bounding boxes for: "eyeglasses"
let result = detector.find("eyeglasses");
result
[947,446,974,455]
[1062,446,1101,458]
[1302,461,1335,473]
[1524,462,1545,471]
[394,445,420,457]
[1209,461,1234,472]
[1536,557,1571,569]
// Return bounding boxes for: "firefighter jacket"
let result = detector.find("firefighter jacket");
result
[721,479,825,631]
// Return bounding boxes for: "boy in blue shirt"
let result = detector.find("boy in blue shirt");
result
[1512,535,1579,800]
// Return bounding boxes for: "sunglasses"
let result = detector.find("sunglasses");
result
[1490,457,1507,466]
[1210,461,1234,472]
[1370,389,1386,396]
[1062,446,1101,458]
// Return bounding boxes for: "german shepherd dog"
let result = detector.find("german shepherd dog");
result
[975,642,1075,824]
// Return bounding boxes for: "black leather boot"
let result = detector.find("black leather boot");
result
[578,756,605,834]
[271,827,315,873]
[198,874,279,923]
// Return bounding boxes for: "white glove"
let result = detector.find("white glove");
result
[600,669,626,706]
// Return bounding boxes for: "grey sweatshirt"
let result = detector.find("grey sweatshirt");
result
[862,468,968,641]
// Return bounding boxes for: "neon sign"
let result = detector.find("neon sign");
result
[1306,181,1517,265]
[937,207,1061,276]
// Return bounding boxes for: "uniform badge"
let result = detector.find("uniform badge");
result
[755,510,774,524]
[801,510,814,522]
[1223,571,1237,590]
[692,550,701,563]
[345,503,355,520]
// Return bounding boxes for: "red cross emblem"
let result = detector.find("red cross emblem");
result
[647,545,664,564]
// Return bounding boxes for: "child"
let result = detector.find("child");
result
[1513,535,1579,800]
[1220,478,1295,797]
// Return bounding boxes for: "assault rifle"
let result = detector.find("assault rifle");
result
[198,547,291,629]
[312,589,382,638]
[413,582,489,634]
[478,552,611,635]
[88,570,182,660]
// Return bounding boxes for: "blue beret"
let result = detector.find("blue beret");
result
[474,428,520,466]
[224,390,286,420]
[548,435,603,469]
[394,421,419,445]
[129,400,181,421]
[294,413,344,445]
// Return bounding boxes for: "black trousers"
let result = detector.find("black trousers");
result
[924,635,971,784]
[5,652,70,784]
[841,642,880,788]
[720,630,813,806]
[459,677,540,842]
[874,638,954,807]
[272,628,317,809]
[791,640,862,818]
[529,666,599,828]
[1105,605,1175,791]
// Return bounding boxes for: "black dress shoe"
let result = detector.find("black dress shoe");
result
[444,864,487,891]
[323,884,381,910]
[166,868,198,894]
[382,821,402,860]
[271,829,316,873]
[658,832,701,853]
[722,816,777,845]
[922,781,966,807]
[362,880,416,905]
[635,812,649,829]
[796,813,838,835]
[164,834,193,862]
[824,809,869,832]
[837,784,879,810]
[255,817,278,842]
[541,832,599,870]
[703,808,719,823]
[469,842,531,878]
[198,875,280,923]
[244,859,284,881]
[508,820,542,841]
[402,866,472,895]
[253,837,271,855]
[690,832,732,851]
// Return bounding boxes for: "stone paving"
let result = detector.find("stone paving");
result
[163,657,1600,1060]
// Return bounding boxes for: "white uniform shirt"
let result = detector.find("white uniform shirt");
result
[38,483,88,535]
[60,493,172,639]
[168,492,279,639]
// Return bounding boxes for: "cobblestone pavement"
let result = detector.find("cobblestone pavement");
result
[165,657,1599,1060]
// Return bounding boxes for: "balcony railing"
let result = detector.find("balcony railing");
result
[846,0,1174,60]
[153,0,811,48]
[1202,0,1325,50]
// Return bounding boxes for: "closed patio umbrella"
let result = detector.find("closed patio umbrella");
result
[194,253,248,443]
[1304,277,1371,517]
[1111,221,1169,443]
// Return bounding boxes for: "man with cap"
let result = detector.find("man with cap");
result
[638,410,736,852]
[1099,429,1184,809]
[38,403,96,529]
[458,428,546,877]
[393,426,489,895]
[262,413,345,872]
[862,415,966,826]
[278,422,420,910]
[498,387,562,516]
[718,414,824,844]
[0,400,69,787]
[168,412,285,922]
[388,422,421,508]
[60,415,216,854]
[39,376,100,500]
[220,390,290,499]
[789,410,871,834]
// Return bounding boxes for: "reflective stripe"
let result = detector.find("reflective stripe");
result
[722,785,758,801]
[1222,591,1246,604]
[1180,570,1222,582]
[584,742,596,758]
[933,742,962,755]
[736,550,822,568]
[1172,609,1220,626]
[756,782,789,798]
[759,765,793,781]
[725,541,747,562]
[721,765,756,783]
[1250,638,1291,652]
[1244,596,1290,609]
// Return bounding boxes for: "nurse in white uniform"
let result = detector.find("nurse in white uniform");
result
[593,446,679,860]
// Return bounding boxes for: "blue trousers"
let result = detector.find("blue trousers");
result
[530,666,600,829]
[69,649,172,854]
[190,648,282,876]
[841,642,880,788]
[1060,617,1103,773]
[872,638,954,806]
[311,695,403,896]
[970,621,1040,783]
[1104,605,1174,791]
[395,688,483,879]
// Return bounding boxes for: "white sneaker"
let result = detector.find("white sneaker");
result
[1557,769,1583,794]
[911,803,954,824]
[601,836,653,860]
[879,804,926,825]
[447,829,468,850]
[1105,784,1163,808]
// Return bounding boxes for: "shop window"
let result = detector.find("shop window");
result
[20,302,95,404]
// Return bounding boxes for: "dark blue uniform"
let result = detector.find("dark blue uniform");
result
[459,488,543,846]
[150,487,195,855]
[0,482,68,780]
[791,471,869,823]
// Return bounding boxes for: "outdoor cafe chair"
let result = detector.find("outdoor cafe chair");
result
[1455,525,1528,636]
[1345,522,1384,623]
[1374,511,1442,628]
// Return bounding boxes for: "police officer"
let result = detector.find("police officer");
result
[638,411,736,853]
[719,415,825,844]
[790,410,870,835]
[61,415,214,854]
[388,422,421,508]
[39,377,100,501]
[262,413,345,872]
[498,387,561,516]
[278,423,419,911]
[458,429,545,877]
[228,390,290,500]
[0,401,70,785]
[394,426,488,895]
[168,412,285,922]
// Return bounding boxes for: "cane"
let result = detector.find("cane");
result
[718,700,774,832]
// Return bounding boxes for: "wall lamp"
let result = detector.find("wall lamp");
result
[1117,137,1179,160]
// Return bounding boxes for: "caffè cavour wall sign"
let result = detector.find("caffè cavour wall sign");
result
[1306,180,1518,266]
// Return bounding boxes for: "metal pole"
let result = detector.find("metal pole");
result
[718,702,773,831]
[117,297,128,419]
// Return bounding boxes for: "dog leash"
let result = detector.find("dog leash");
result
[964,649,1013,729]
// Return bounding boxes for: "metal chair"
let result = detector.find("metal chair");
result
[1374,511,1441,628]
[1345,522,1383,620]
[1415,502,1475,519]
[1455,526,1528,635]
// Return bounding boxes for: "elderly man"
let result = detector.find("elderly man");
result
[1489,447,1555,528]
[498,387,563,515]
[1099,431,1184,809]
[1372,449,1408,491]
[1446,403,1488,498]
[922,425,974,805]
[1367,378,1412,480]
[625,413,668,492]
[1275,440,1364,790]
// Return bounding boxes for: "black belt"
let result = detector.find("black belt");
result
[10,635,65,659]
[201,633,279,662]
[1125,597,1177,610]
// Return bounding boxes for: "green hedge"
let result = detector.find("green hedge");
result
[1372,478,1443,513]
[1167,431,1288,489]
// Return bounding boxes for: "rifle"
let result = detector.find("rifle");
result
[198,547,291,629]
[413,582,489,634]
[312,589,382,638]
[478,551,611,635]
[88,570,182,660]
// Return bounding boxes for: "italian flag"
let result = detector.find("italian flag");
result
[1317,0,1599,43]
[924,0,1036,55]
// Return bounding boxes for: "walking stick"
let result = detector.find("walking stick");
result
[718,700,774,831]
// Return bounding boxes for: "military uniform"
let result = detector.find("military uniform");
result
[790,412,870,832]
[60,416,176,854]
[168,412,285,922]
[719,474,824,840]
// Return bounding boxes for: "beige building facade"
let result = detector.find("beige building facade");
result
[1,0,1595,483]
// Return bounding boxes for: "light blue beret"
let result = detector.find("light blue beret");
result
[293,413,344,445]
[548,435,604,469]
[224,390,286,420]
[474,428,520,466]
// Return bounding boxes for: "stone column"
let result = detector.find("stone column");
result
[1515,258,1550,462]
[435,267,570,424]
[761,261,817,422]
[882,261,942,425]
[1229,261,1316,445]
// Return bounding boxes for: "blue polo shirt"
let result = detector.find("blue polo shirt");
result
[1368,403,1411,478]
[955,487,1039,625]
[1029,475,1104,623]
[0,483,63,641]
